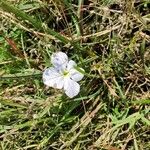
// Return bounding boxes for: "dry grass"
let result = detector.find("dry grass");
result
[0,0,150,149]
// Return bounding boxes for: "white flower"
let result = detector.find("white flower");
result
[43,52,84,98]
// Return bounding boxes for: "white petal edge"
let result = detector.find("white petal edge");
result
[51,52,68,69]
[43,67,64,89]
[70,68,84,82]
[67,60,77,70]
[64,78,80,98]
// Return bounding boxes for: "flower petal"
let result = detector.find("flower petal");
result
[67,60,77,70]
[67,60,84,81]
[70,68,84,82]
[51,52,68,69]
[43,67,64,89]
[64,78,80,98]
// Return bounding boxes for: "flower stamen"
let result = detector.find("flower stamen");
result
[63,70,69,76]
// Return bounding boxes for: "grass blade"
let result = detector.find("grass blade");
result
[0,1,70,44]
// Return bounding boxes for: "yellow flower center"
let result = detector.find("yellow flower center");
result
[63,70,69,76]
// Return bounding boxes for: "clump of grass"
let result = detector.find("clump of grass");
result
[0,0,150,149]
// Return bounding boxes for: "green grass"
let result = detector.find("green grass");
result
[0,0,150,149]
